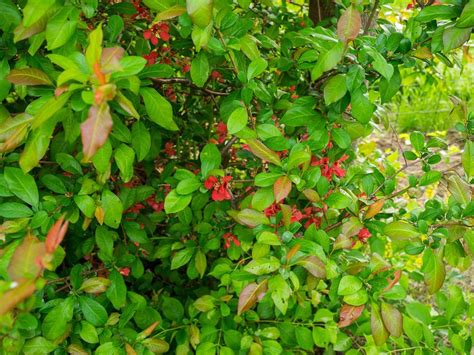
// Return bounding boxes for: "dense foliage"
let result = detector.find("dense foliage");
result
[0,0,473,353]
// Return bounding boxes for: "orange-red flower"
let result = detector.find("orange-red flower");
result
[357,228,371,243]
[205,176,232,201]
[223,233,240,249]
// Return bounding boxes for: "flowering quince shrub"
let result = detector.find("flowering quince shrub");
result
[0,0,474,353]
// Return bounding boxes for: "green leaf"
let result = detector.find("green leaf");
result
[331,128,351,149]
[371,304,389,346]
[462,141,474,178]
[251,187,274,211]
[295,327,314,351]
[326,192,351,209]
[191,52,209,87]
[296,256,326,278]
[32,92,72,129]
[162,297,184,321]
[23,337,57,355]
[200,143,221,178]
[457,0,474,27]
[447,175,471,205]
[131,121,151,162]
[101,190,123,228]
[246,139,282,166]
[422,249,445,294]
[176,178,201,195]
[23,0,56,27]
[4,167,39,208]
[384,221,420,240]
[247,57,267,81]
[7,68,52,86]
[140,87,178,131]
[227,106,248,135]
[113,56,147,78]
[415,5,460,22]
[338,275,362,296]
[281,106,321,127]
[0,202,33,218]
[237,208,270,227]
[257,231,281,246]
[171,247,195,270]
[164,189,192,214]
[114,144,135,183]
[255,172,283,187]
[42,298,74,340]
[380,68,401,103]
[324,74,347,105]
[86,24,103,69]
[419,171,441,186]
[312,41,344,81]
[244,256,280,275]
[74,195,96,218]
[46,11,77,50]
[442,26,471,51]
[381,302,403,337]
[79,296,108,326]
[350,89,375,124]
[365,46,393,80]
[186,0,213,28]
[106,269,127,310]
[80,321,99,344]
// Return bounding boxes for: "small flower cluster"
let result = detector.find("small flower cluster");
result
[204,176,232,201]
[223,233,240,249]
[264,204,323,228]
[143,22,170,46]
[125,194,164,214]
[311,154,349,181]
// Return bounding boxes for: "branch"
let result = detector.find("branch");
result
[363,0,380,35]
[151,77,229,96]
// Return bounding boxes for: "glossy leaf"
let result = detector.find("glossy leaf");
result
[7,68,52,86]
[81,103,113,162]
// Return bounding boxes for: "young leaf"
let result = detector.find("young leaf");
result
[273,176,291,203]
[371,304,389,346]
[338,304,365,328]
[381,302,403,337]
[422,249,445,294]
[81,103,113,162]
[296,256,326,278]
[7,68,52,86]
[7,234,45,281]
[238,280,268,315]
[86,25,103,70]
[337,6,361,43]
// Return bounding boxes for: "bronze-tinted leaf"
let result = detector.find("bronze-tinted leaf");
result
[101,46,125,73]
[422,249,445,294]
[7,68,52,86]
[365,199,384,219]
[14,17,48,43]
[383,269,402,292]
[81,103,113,162]
[0,279,36,316]
[7,234,46,281]
[338,304,365,328]
[381,302,403,337]
[45,216,69,254]
[246,138,282,166]
[274,176,291,203]
[237,280,268,315]
[280,203,292,227]
[336,6,361,43]
[296,256,326,278]
[371,303,389,346]
[286,243,301,262]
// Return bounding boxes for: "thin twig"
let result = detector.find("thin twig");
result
[151,77,229,96]
[363,0,380,35]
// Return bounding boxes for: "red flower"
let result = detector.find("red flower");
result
[264,202,280,217]
[204,176,232,201]
[216,122,228,144]
[223,233,240,249]
[357,228,371,243]
[143,22,171,46]
[290,206,303,222]
[120,268,131,277]
[146,195,164,213]
[164,142,176,156]
[182,63,191,73]
[143,51,158,65]
[311,154,349,181]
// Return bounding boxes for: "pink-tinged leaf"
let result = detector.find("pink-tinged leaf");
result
[0,279,36,316]
[7,234,46,281]
[296,256,326,278]
[238,280,268,315]
[101,46,125,73]
[246,139,282,166]
[381,302,403,337]
[336,6,361,43]
[274,176,291,203]
[371,304,389,346]
[383,269,402,292]
[45,216,69,254]
[7,68,53,86]
[338,304,365,328]
[81,103,113,162]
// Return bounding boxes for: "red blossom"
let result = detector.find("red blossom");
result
[223,233,240,249]
[357,228,371,243]
[311,154,349,181]
[143,22,171,46]
[265,203,280,217]
[204,176,232,201]
[290,206,303,223]
[216,122,228,143]
[182,63,191,73]
[120,268,131,277]
[164,142,176,156]
[143,51,158,65]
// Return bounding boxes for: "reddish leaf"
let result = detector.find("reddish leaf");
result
[381,302,403,337]
[238,280,268,315]
[45,216,69,254]
[7,234,46,281]
[365,199,384,219]
[246,139,282,166]
[338,304,365,328]
[286,244,301,262]
[337,6,361,43]
[101,46,125,73]
[274,176,291,203]
[7,68,52,86]
[81,103,113,162]
[383,269,402,292]
[280,203,292,227]
[371,304,389,346]
[0,279,36,316]
[296,256,326,278]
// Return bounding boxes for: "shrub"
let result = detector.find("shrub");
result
[0,0,473,354]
